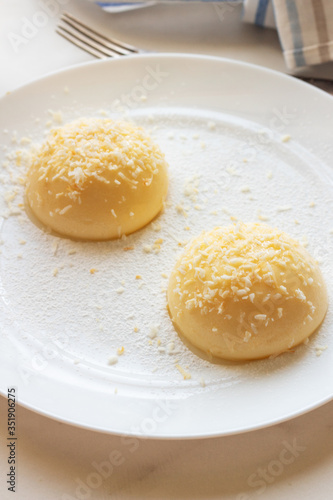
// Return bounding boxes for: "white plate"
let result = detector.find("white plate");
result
[1,54,333,438]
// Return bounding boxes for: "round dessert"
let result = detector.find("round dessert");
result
[26,118,168,240]
[167,223,328,361]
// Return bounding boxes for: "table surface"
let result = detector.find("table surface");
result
[1,1,333,499]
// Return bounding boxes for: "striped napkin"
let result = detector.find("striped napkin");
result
[96,0,333,69]
[245,0,333,69]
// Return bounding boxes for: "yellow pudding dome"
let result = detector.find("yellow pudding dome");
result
[26,118,168,240]
[167,223,327,361]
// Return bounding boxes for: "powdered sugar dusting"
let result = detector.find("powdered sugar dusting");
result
[0,107,333,399]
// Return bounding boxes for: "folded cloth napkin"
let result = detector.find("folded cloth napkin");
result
[96,0,333,70]
[245,0,333,69]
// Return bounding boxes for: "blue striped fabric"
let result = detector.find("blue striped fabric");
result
[96,1,154,11]
[242,0,276,28]
[254,0,270,27]
[284,0,306,67]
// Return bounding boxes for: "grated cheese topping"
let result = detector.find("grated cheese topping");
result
[108,356,118,366]
[27,118,166,203]
[175,364,191,380]
[171,223,317,315]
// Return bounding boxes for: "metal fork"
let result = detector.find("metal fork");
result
[56,12,141,59]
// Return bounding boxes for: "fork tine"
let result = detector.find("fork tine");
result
[56,27,109,59]
[61,12,139,55]
[57,22,122,58]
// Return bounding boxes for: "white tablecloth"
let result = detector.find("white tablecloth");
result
[1,1,333,499]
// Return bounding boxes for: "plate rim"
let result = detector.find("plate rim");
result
[2,51,333,103]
